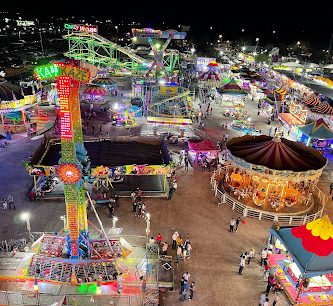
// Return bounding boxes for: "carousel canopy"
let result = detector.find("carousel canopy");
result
[0,79,24,102]
[298,118,333,140]
[302,94,319,107]
[217,78,247,95]
[83,85,108,96]
[188,139,218,152]
[226,135,327,172]
[91,77,116,87]
[270,215,333,278]
[208,61,219,67]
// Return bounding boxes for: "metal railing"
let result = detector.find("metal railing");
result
[210,169,325,226]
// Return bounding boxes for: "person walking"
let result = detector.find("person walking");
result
[183,272,190,282]
[172,231,179,250]
[2,198,7,210]
[184,157,189,172]
[117,273,123,293]
[262,262,270,279]
[156,233,162,245]
[7,195,13,210]
[189,282,195,301]
[132,201,137,217]
[235,217,241,232]
[259,293,269,306]
[161,241,168,255]
[268,127,272,137]
[261,248,268,266]
[247,248,255,265]
[107,204,114,218]
[181,286,187,302]
[266,274,276,293]
[229,218,236,232]
[186,242,192,259]
[179,276,185,294]
[176,235,184,248]
[176,245,183,263]
[272,292,280,306]
[330,182,333,195]
[168,184,175,200]
[91,125,95,135]
[239,255,246,275]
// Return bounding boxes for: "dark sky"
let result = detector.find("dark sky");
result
[2,1,332,47]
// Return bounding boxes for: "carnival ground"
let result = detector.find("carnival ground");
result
[0,94,333,305]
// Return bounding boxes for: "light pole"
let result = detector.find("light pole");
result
[145,213,151,238]
[112,216,118,230]
[21,212,34,243]
[60,215,66,231]
[254,38,259,55]
[115,25,118,35]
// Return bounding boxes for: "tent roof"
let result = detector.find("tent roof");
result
[188,139,218,151]
[0,79,24,102]
[226,135,327,172]
[217,78,247,95]
[298,118,333,139]
[270,215,333,278]
[83,85,108,96]
[302,94,319,106]
[310,101,333,115]
[199,70,220,81]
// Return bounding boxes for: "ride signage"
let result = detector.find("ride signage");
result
[64,23,98,34]
[34,64,90,83]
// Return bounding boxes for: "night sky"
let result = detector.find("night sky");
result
[2,1,332,47]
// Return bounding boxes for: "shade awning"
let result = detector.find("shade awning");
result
[298,118,333,139]
[188,139,218,151]
[270,215,333,278]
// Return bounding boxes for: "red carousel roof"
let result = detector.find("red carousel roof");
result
[208,61,219,67]
[226,135,327,172]
[310,101,333,115]
[188,139,218,151]
[302,94,319,107]
[83,85,108,96]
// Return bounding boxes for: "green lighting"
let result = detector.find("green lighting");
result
[34,64,60,80]
[155,43,161,50]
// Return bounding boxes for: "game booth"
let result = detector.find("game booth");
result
[278,101,308,139]
[223,134,327,213]
[268,215,333,305]
[217,78,248,118]
[297,118,333,153]
[231,119,260,135]
[187,139,219,168]
[81,84,108,104]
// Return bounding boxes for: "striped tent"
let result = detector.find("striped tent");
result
[310,101,333,115]
[298,118,333,139]
[226,135,326,172]
[274,87,287,95]
[92,77,116,87]
[199,70,220,82]
[302,94,319,107]
[83,85,108,96]
[217,78,247,95]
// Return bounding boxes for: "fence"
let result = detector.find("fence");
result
[210,169,326,226]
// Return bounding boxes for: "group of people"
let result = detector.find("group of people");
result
[238,248,256,275]
[172,231,192,263]
[2,194,15,210]
[177,151,190,172]
[229,217,242,232]
[130,188,147,218]
[179,272,195,302]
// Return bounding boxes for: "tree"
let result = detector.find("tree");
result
[255,53,270,63]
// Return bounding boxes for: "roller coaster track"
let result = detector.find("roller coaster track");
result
[63,32,150,70]
[63,32,182,74]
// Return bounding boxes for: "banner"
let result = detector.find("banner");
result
[26,164,57,176]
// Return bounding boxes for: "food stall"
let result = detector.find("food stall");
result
[268,215,333,305]
[297,118,333,153]
[187,139,219,168]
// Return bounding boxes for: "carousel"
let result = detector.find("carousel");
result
[223,134,327,214]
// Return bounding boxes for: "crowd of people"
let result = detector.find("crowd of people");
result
[2,194,15,210]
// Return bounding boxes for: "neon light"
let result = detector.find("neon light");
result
[64,23,98,33]
[34,64,60,80]
[57,76,73,140]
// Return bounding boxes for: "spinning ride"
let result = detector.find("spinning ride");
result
[224,134,327,214]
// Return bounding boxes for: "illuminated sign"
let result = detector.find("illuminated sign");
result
[34,64,61,80]
[57,76,73,140]
[34,64,90,83]
[132,28,162,38]
[64,23,98,33]
[16,20,35,27]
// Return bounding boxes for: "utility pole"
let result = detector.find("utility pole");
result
[328,30,333,55]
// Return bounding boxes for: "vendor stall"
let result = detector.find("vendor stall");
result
[187,139,219,168]
[297,118,333,153]
[268,215,333,305]
[225,134,327,213]
[217,78,248,118]
[278,101,308,139]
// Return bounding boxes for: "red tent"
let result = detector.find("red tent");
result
[188,139,219,167]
